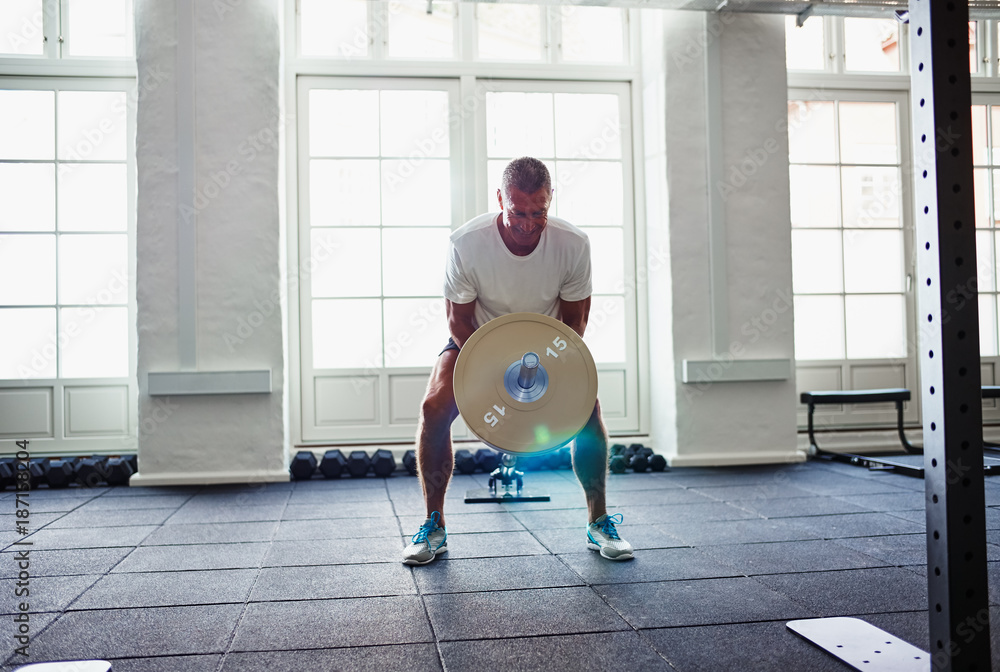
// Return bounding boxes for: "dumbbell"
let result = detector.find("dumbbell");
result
[402,449,418,476]
[371,449,396,477]
[610,444,626,457]
[608,454,627,474]
[320,449,348,478]
[474,448,500,473]
[105,457,134,486]
[76,455,109,487]
[290,451,318,480]
[347,450,371,478]
[649,454,668,472]
[28,458,51,488]
[46,459,76,488]
[629,446,654,472]
[454,449,476,475]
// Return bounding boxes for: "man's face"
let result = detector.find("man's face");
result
[497,185,551,249]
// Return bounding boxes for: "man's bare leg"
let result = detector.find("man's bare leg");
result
[415,350,460,528]
[571,401,609,523]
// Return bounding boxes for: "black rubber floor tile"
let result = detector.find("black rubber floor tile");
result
[184,490,290,506]
[986,507,1000,530]
[280,500,395,520]
[0,574,99,614]
[82,494,192,510]
[286,488,391,504]
[108,655,221,672]
[786,512,925,539]
[529,524,682,554]
[424,586,629,640]
[663,518,823,546]
[46,507,177,529]
[755,567,928,615]
[830,491,926,512]
[142,521,278,546]
[700,539,887,575]
[71,568,257,609]
[510,508,593,529]
[496,497,587,512]
[641,469,786,488]
[8,496,95,514]
[263,537,402,567]
[398,511,525,535]
[596,577,811,628]
[251,562,415,601]
[295,477,390,491]
[886,509,925,525]
[99,485,203,497]
[231,596,433,651]
[689,483,819,502]
[611,487,717,506]
[789,476,913,497]
[0,512,66,530]
[432,530,550,559]
[0,547,131,578]
[440,631,673,672]
[644,620,852,672]
[164,504,285,525]
[861,610,929,650]
[729,496,869,519]
[21,604,243,661]
[112,542,269,573]
[21,525,157,550]
[277,516,400,541]
[560,546,740,584]
[413,555,582,594]
[834,534,927,567]
[220,644,442,672]
[614,502,760,525]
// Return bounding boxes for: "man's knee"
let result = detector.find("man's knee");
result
[420,393,457,429]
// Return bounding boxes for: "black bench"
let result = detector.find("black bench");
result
[801,388,917,456]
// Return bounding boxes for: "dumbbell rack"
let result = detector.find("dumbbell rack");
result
[465,453,551,503]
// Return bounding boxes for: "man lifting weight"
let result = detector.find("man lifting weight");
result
[402,157,633,565]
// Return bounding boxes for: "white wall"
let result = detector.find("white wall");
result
[132,0,287,485]
[645,10,802,466]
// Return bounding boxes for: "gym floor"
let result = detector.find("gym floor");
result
[1,459,999,671]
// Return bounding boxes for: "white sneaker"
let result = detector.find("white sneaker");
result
[402,511,447,566]
[587,513,634,561]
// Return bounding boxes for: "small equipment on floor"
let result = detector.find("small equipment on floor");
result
[453,312,599,503]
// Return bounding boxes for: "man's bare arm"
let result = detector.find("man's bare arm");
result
[447,299,478,348]
[559,297,591,338]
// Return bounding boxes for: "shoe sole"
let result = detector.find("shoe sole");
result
[587,542,634,561]
[402,546,448,566]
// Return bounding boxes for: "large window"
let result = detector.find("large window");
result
[0,0,133,59]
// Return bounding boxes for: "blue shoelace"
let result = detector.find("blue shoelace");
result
[596,513,623,540]
[412,511,442,544]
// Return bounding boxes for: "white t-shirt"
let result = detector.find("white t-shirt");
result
[443,212,592,329]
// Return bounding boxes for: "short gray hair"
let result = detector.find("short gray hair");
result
[501,157,551,199]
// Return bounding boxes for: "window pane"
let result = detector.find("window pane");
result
[300,0,368,58]
[845,295,906,359]
[970,22,980,74]
[972,105,987,165]
[841,167,901,229]
[312,299,382,369]
[382,228,450,297]
[843,18,900,72]
[60,306,128,378]
[0,163,54,232]
[839,102,897,164]
[975,168,990,228]
[583,295,626,363]
[65,0,132,57]
[560,7,624,64]
[0,0,44,55]
[387,1,455,59]
[784,16,824,71]
[554,93,621,160]
[791,230,843,294]
[309,90,379,157]
[843,230,903,293]
[58,164,128,231]
[983,295,998,356]
[991,107,1000,165]
[381,159,450,226]
[585,228,625,295]
[485,92,554,159]
[380,90,450,158]
[383,298,449,368]
[58,234,128,305]
[309,159,380,228]
[789,166,839,228]
[0,308,56,379]
[310,229,381,298]
[0,234,56,305]
[979,230,996,293]
[476,4,542,61]
[993,170,1000,229]
[58,91,128,161]
[787,101,835,164]
[554,161,623,228]
[794,295,845,360]
[0,90,54,160]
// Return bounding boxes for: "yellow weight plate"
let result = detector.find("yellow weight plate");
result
[453,312,599,455]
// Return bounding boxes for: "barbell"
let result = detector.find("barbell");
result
[453,312,599,456]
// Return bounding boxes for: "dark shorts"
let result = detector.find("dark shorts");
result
[439,337,460,356]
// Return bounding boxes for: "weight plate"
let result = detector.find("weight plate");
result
[453,312,598,455]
